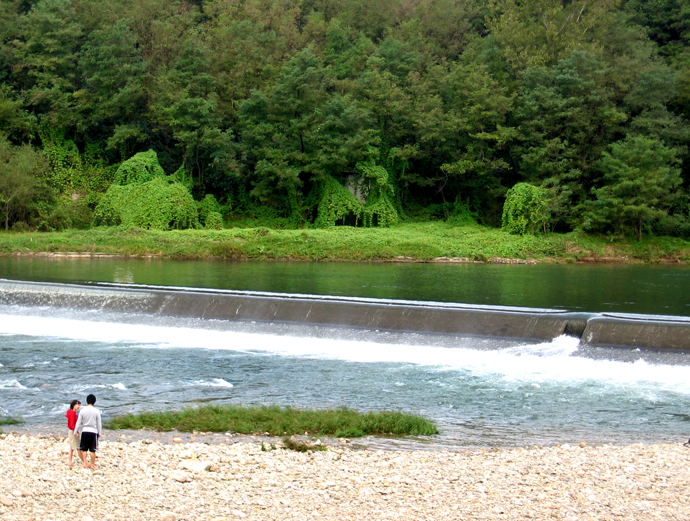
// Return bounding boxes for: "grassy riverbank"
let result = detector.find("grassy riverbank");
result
[1,223,690,263]
[105,405,440,438]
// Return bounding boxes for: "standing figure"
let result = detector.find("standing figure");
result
[74,394,102,470]
[65,399,81,467]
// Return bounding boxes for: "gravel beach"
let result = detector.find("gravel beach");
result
[1,432,690,521]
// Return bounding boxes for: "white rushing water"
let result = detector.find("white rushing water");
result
[2,312,690,392]
[2,306,690,447]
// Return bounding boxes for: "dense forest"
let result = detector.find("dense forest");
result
[0,0,689,239]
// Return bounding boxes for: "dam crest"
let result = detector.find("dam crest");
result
[1,279,688,351]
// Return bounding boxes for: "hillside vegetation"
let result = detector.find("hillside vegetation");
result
[0,0,689,244]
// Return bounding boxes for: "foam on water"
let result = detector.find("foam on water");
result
[0,379,27,390]
[2,312,690,396]
[186,379,234,388]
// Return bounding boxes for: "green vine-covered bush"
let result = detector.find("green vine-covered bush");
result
[502,183,550,235]
[113,150,165,186]
[92,177,198,230]
[357,159,399,227]
[314,175,363,228]
[198,194,223,228]
[93,177,198,230]
[172,165,194,191]
[40,127,114,194]
[204,211,223,229]
[93,150,199,230]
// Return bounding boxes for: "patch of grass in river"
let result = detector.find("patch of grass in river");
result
[105,405,440,438]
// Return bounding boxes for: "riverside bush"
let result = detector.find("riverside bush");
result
[502,183,550,235]
[92,177,198,230]
[314,175,363,227]
[198,194,223,229]
[357,158,398,227]
[93,150,199,230]
[113,150,165,186]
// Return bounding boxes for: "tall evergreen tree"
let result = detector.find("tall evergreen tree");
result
[586,135,682,240]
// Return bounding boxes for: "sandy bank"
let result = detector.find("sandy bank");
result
[1,434,689,520]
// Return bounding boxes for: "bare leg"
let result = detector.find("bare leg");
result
[89,452,96,470]
[80,449,88,468]
[68,448,74,467]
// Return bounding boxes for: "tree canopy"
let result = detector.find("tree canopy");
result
[0,0,688,238]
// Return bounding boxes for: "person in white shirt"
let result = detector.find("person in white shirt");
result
[74,394,102,470]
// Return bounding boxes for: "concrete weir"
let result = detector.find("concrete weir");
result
[1,279,689,351]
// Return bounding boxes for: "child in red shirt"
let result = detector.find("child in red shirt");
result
[66,400,81,467]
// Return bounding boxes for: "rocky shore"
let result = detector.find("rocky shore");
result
[1,433,689,521]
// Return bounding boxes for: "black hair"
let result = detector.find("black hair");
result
[70,400,81,410]
[86,394,96,405]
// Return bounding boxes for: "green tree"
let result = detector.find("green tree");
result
[487,0,619,71]
[239,47,375,221]
[12,0,83,126]
[78,19,147,154]
[205,18,290,119]
[0,1,20,82]
[149,40,230,192]
[514,51,627,229]
[0,84,35,141]
[412,0,487,61]
[501,182,550,235]
[0,135,48,230]
[586,135,683,240]
[411,60,516,219]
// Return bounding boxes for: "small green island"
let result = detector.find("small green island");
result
[105,404,440,439]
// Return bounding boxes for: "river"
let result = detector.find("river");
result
[1,257,690,449]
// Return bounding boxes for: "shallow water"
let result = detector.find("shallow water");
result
[2,303,690,449]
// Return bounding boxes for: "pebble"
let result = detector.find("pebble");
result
[0,435,689,520]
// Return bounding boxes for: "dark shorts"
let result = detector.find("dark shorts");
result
[79,432,98,453]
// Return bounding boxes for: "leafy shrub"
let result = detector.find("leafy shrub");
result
[43,195,94,231]
[205,211,223,229]
[113,150,165,186]
[93,177,198,230]
[10,221,30,232]
[40,127,114,194]
[502,183,549,235]
[172,165,194,191]
[93,150,199,230]
[198,194,223,227]
[314,175,363,227]
[446,199,478,226]
[357,159,399,227]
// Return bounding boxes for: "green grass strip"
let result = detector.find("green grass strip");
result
[2,223,690,263]
[0,415,22,426]
[105,405,439,438]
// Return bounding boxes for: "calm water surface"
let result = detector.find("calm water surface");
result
[1,256,690,315]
